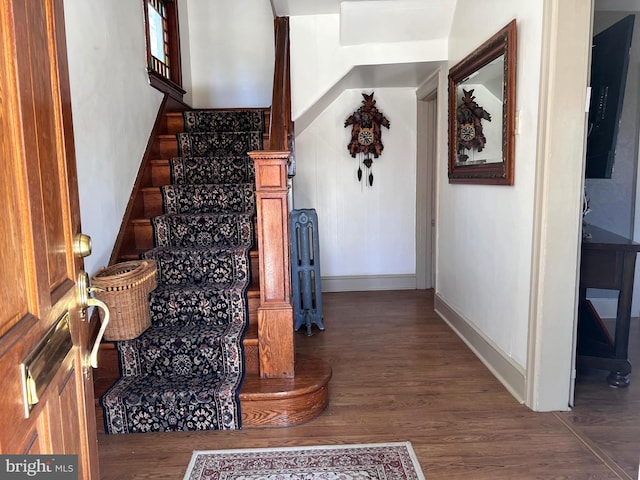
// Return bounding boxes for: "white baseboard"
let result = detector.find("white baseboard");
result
[434,293,526,404]
[321,274,416,292]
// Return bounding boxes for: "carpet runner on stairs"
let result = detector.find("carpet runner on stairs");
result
[101,110,263,434]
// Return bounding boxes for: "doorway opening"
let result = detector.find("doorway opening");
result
[416,85,438,290]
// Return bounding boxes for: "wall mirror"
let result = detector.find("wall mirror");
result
[448,20,517,185]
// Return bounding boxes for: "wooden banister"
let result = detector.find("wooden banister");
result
[248,151,294,378]
[247,16,296,379]
[269,17,293,152]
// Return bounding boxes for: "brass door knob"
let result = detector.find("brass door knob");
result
[73,233,92,258]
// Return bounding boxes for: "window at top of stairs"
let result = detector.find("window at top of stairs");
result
[143,0,185,101]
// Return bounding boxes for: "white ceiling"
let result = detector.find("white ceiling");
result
[273,0,640,17]
[271,0,455,17]
[271,0,456,46]
[340,1,454,45]
[272,0,367,16]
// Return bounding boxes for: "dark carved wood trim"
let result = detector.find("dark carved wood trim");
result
[148,69,186,101]
[165,0,182,88]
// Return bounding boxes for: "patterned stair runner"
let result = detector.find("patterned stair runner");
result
[101,110,263,433]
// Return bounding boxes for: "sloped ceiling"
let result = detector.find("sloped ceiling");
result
[275,0,455,127]
[271,0,456,41]
[294,62,439,132]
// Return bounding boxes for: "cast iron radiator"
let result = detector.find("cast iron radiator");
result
[290,208,324,335]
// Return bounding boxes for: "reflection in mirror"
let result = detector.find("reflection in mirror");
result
[448,20,516,185]
[455,55,504,165]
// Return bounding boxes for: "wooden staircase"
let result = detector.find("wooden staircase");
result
[94,106,331,430]
[94,16,330,431]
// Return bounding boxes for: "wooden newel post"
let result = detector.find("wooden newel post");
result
[248,150,295,378]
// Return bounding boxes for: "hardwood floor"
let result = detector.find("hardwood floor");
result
[97,290,638,479]
[556,315,640,479]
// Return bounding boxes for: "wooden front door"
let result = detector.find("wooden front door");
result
[0,0,99,478]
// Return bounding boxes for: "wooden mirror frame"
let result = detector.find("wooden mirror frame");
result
[448,20,517,185]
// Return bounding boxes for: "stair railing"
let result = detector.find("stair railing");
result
[248,16,295,379]
[269,17,293,153]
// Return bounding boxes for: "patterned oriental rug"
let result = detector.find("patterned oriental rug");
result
[183,442,426,480]
[101,110,263,433]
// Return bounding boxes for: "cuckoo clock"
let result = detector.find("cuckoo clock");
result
[456,88,491,162]
[344,92,390,186]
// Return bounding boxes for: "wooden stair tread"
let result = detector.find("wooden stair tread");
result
[158,132,269,143]
[105,259,261,294]
[240,355,331,398]
[128,217,259,254]
[240,354,331,428]
[150,159,170,186]
[244,322,258,345]
[95,354,330,431]
[131,217,258,232]
[163,110,270,136]
[95,323,259,401]
[248,283,259,296]
[119,250,145,261]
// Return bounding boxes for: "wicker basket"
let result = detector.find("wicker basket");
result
[91,260,157,341]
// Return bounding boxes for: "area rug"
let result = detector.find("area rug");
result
[183,442,426,480]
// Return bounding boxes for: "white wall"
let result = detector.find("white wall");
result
[179,0,194,106]
[186,0,274,108]
[64,0,164,277]
[287,4,451,292]
[293,89,417,290]
[438,1,544,369]
[290,14,447,122]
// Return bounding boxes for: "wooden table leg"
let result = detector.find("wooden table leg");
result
[606,251,636,387]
